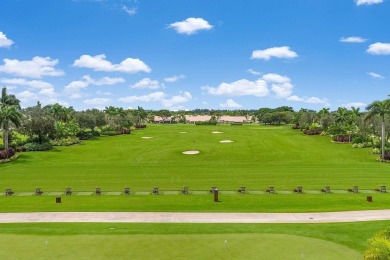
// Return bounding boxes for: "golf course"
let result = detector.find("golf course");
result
[0,124,389,258]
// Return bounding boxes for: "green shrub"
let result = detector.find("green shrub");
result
[10,131,28,147]
[77,129,99,140]
[372,148,381,154]
[364,227,390,259]
[352,134,371,144]
[100,130,121,136]
[353,142,372,148]
[24,142,52,151]
[195,121,217,125]
[51,137,80,146]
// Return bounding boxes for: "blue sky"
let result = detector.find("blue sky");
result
[0,0,389,111]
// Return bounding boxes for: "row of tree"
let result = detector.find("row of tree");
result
[1,86,390,160]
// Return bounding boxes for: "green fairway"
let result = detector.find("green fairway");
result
[3,220,389,259]
[0,124,389,212]
[0,233,361,259]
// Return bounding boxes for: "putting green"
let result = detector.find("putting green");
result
[0,233,361,259]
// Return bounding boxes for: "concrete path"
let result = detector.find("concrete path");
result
[1,210,390,223]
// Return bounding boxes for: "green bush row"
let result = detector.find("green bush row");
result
[24,142,53,151]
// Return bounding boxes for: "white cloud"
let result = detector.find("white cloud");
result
[161,92,192,108]
[0,78,53,90]
[64,75,125,99]
[355,0,383,5]
[83,98,111,105]
[168,17,213,35]
[202,79,269,97]
[262,73,290,84]
[342,102,367,108]
[122,5,137,15]
[118,92,166,103]
[202,73,292,98]
[0,78,57,100]
[118,91,192,108]
[0,32,14,48]
[287,95,329,106]
[220,99,242,108]
[0,56,64,78]
[164,74,186,82]
[251,46,298,60]
[368,72,385,79]
[247,69,262,76]
[73,54,151,73]
[367,42,390,55]
[131,78,163,89]
[15,90,39,104]
[340,36,367,43]
[262,73,293,98]
[96,90,112,96]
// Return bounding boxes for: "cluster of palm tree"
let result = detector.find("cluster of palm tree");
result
[295,99,390,161]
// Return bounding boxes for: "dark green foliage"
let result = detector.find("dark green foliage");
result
[195,121,217,125]
[24,142,52,151]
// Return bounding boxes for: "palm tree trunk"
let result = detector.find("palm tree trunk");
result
[2,124,9,157]
[381,120,385,161]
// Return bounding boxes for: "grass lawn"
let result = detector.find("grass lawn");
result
[0,124,389,212]
[1,124,389,258]
[2,220,390,259]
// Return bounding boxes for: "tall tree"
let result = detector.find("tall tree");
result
[0,105,22,153]
[0,87,22,155]
[21,101,55,143]
[365,99,390,161]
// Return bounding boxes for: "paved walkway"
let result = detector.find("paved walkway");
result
[1,210,390,223]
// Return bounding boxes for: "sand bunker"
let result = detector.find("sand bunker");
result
[142,137,153,139]
[182,150,200,155]
[212,131,223,134]
[219,140,234,143]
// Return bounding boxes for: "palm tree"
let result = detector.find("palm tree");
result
[317,108,330,127]
[0,105,22,155]
[365,99,390,161]
[0,87,22,156]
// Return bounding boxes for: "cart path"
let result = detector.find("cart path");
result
[1,210,390,223]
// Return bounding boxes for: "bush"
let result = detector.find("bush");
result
[135,125,147,129]
[0,148,16,159]
[51,137,80,146]
[195,121,217,125]
[303,129,322,135]
[10,131,28,147]
[77,130,99,140]
[372,148,380,154]
[100,130,121,136]
[24,142,52,151]
[292,124,300,129]
[352,142,372,148]
[352,135,370,144]
[116,128,131,134]
[332,135,351,143]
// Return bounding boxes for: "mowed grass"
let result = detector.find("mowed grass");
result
[0,124,389,212]
[3,220,390,259]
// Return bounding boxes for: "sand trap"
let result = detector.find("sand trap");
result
[182,150,200,155]
[219,140,234,143]
[142,137,153,139]
[212,131,223,134]
[179,132,187,134]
